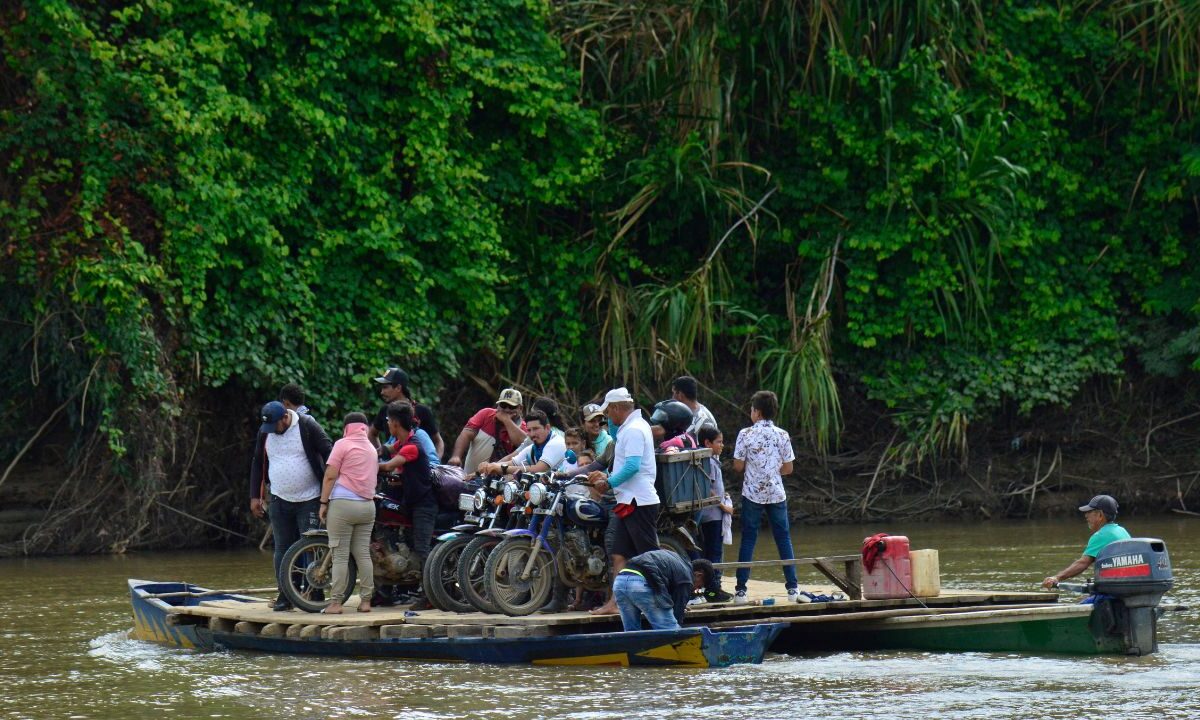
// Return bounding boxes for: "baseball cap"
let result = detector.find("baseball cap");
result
[581,403,605,422]
[496,388,523,408]
[1079,495,1119,519]
[374,367,409,387]
[259,401,286,433]
[598,387,634,412]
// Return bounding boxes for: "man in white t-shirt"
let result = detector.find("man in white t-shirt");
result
[480,410,566,476]
[587,387,661,615]
[672,375,718,434]
[248,400,332,611]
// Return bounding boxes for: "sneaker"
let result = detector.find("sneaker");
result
[732,589,749,605]
[687,595,707,607]
[705,588,734,603]
[788,589,812,604]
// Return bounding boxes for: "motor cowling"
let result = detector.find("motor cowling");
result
[1092,538,1172,608]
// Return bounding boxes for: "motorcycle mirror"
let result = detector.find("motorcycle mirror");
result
[564,449,577,464]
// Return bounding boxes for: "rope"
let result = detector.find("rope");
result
[882,558,928,609]
[155,500,254,541]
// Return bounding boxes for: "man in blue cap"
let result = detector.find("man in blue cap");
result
[1042,494,1132,589]
[249,400,332,610]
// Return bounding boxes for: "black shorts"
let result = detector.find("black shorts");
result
[610,502,660,559]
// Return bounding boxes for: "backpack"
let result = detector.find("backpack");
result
[431,464,469,511]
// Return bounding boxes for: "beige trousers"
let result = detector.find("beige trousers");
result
[326,498,375,604]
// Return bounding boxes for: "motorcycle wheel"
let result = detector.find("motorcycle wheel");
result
[658,534,692,565]
[277,535,356,613]
[457,535,503,614]
[483,538,553,617]
[423,534,475,613]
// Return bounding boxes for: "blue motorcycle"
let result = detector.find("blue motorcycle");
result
[482,473,610,616]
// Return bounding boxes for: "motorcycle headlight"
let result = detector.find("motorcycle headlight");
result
[472,488,487,511]
[528,482,548,506]
[502,481,519,505]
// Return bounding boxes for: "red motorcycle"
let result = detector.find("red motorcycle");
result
[277,474,464,612]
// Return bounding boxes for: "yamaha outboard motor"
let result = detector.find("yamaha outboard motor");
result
[1091,538,1173,655]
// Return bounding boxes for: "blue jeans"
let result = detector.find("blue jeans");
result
[613,572,680,631]
[735,498,797,592]
[269,496,320,590]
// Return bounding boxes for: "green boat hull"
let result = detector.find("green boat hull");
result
[777,604,1129,655]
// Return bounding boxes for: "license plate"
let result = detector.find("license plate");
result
[458,493,475,512]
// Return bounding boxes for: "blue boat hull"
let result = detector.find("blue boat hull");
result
[128,579,780,667]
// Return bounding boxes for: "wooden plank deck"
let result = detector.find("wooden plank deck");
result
[173,579,1057,632]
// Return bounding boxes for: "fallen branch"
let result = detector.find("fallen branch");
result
[155,500,253,541]
[1143,410,1200,466]
[0,394,74,492]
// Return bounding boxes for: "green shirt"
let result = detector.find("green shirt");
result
[1084,522,1131,558]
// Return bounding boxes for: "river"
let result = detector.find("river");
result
[0,517,1196,719]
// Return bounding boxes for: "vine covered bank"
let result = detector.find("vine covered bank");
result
[2,1,1199,553]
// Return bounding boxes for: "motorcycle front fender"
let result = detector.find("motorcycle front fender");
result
[436,531,463,542]
[501,528,553,554]
[477,528,507,538]
[451,523,478,532]
[301,528,329,538]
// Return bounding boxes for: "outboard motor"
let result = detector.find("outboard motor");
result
[1091,538,1173,655]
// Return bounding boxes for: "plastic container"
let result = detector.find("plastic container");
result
[909,548,941,597]
[862,535,912,599]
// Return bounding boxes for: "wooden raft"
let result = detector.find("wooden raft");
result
[164,578,1057,643]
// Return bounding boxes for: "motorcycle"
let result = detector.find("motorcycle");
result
[455,470,538,613]
[276,473,461,613]
[483,474,610,616]
[420,473,499,613]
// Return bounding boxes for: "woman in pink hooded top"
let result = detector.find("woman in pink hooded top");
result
[318,412,378,613]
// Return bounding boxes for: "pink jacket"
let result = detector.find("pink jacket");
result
[327,422,377,499]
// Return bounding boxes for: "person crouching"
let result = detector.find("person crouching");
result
[614,550,713,631]
[318,412,378,614]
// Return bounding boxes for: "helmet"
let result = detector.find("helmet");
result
[649,400,694,438]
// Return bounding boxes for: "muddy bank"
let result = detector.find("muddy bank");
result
[2,377,1197,556]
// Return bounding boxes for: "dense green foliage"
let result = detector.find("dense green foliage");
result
[2,1,1199,549]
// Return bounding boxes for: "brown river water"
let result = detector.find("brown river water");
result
[0,517,1197,720]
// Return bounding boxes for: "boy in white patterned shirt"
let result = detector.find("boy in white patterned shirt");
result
[731,390,800,604]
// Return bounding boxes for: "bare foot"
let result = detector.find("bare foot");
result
[589,601,618,616]
[357,601,372,613]
[322,603,344,614]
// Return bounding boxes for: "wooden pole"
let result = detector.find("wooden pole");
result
[141,586,278,600]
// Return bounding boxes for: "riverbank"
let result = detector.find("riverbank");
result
[2,377,1197,557]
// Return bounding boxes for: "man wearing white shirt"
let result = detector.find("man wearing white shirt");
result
[479,410,566,475]
[587,387,661,615]
[731,390,800,604]
[249,400,332,611]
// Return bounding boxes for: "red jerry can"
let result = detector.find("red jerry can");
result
[861,535,912,599]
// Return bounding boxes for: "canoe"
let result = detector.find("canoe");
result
[772,603,1128,655]
[128,579,782,668]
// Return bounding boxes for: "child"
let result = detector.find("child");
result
[558,428,588,475]
[696,425,733,602]
[732,390,800,604]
